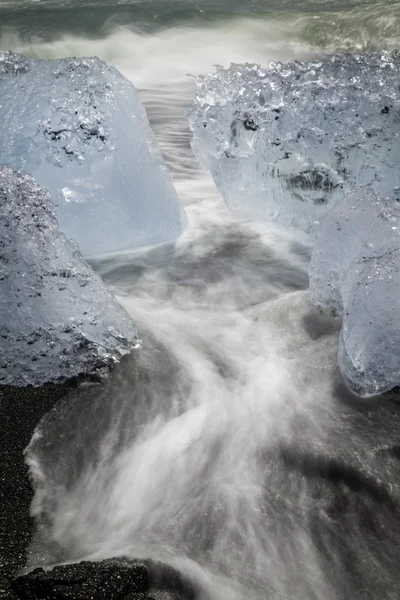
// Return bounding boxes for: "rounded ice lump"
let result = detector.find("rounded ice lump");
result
[0,166,140,387]
[0,51,183,257]
[188,52,400,231]
[309,187,400,397]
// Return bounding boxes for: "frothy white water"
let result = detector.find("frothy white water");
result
[1,19,316,82]
[25,185,348,599]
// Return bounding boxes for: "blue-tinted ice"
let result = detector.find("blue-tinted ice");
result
[0,51,183,257]
[0,166,140,387]
[189,53,400,396]
[309,187,400,397]
[188,52,400,231]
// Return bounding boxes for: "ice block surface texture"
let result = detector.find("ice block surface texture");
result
[0,51,183,257]
[188,52,400,231]
[309,187,400,397]
[0,166,140,387]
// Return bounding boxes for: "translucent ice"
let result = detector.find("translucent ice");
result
[188,53,400,231]
[0,51,183,257]
[309,187,400,397]
[0,166,140,387]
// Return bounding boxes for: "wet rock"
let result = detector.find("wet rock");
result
[11,559,196,600]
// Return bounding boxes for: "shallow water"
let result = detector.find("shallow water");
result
[1,0,400,598]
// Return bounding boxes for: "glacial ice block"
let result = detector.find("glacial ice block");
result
[0,166,140,387]
[188,53,400,231]
[0,51,183,257]
[309,187,400,396]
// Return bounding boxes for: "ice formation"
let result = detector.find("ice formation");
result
[309,187,400,397]
[0,51,183,257]
[188,52,400,231]
[0,166,140,387]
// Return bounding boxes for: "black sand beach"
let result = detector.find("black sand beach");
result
[0,383,73,598]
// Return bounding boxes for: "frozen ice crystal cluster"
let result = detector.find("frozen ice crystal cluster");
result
[309,187,400,397]
[189,53,400,396]
[0,166,140,387]
[0,51,183,257]
[188,52,400,231]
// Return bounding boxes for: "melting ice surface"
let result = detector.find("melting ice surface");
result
[189,52,400,396]
[0,166,139,386]
[0,51,183,258]
[309,187,400,397]
[188,52,400,231]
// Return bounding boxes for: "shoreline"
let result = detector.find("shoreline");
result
[0,383,74,598]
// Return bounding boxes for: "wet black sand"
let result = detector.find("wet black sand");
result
[0,373,196,600]
[0,383,73,599]
[1,371,400,600]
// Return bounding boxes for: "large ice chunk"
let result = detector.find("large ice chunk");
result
[0,166,140,387]
[188,53,400,231]
[309,187,400,396]
[0,51,183,257]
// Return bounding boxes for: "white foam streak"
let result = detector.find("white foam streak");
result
[1,19,315,89]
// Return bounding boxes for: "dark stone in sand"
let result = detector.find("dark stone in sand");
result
[11,558,196,600]
[0,383,75,599]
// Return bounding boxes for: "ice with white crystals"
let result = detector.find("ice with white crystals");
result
[0,166,140,387]
[309,187,400,397]
[188,53,400,231]
[0,51,183,258]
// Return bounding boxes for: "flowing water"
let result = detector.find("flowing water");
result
[1,1,400,598]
